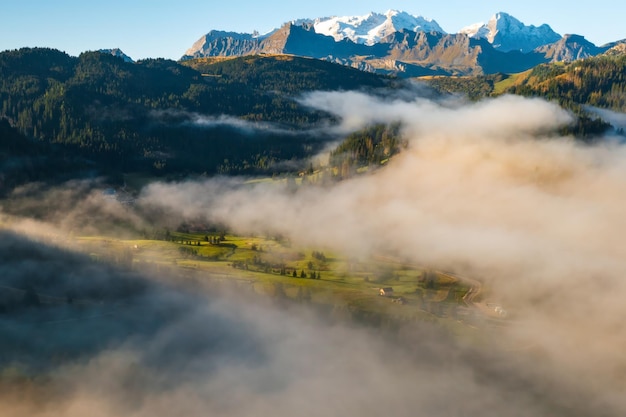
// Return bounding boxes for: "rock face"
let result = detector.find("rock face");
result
[307,10,445,45]
[183,24,384,61]
[535,34,608,62]
[184,31,259,58]
[603,41,626,56]
[460,12,562,53]
[182,11,612,76]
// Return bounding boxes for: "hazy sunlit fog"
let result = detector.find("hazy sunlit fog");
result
[2,91,625,416]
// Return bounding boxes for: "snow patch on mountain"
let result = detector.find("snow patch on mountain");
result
[460,12,561,53]
[300,10,445,45]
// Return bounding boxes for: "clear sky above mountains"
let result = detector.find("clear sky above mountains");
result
[1,0,624,60]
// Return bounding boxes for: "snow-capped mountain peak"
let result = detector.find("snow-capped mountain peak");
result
[460,12,561,53]
[308,10,446,45]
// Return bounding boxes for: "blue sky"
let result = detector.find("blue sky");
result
[1,0,624,60]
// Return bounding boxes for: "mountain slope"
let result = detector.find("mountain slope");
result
[0,116,93,194]
[460,12,561,53]
[535,34,608,62]
[184,10,616,76]
[424,53,626,138]
[305,10,445,45]
[427,53,626,112]
[183,23,554,76]
[0,48,389,179]
[602,40,626,56]
[184,31,261,58]
[183,23,381,61]
[505,54,626,112]
[180,54,386,93]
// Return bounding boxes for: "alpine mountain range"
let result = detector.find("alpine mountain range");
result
[180,10,626,77]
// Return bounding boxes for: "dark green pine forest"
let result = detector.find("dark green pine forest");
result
[0,48,387,190]
[1,47,625,194]
[425,54,626,138]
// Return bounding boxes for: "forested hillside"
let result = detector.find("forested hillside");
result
[329,123,405,177]
[0,118,90,194]
[0,48,388,179]
[506,55,626,112]
[2,47,625,193]
[425,54,626,138]
[423,73,508,101]
[181,55,387,95]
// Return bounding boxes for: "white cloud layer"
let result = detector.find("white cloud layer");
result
[3,92,626,416]
[139,93,626,414]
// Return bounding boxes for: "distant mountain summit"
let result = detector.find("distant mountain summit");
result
[184,10,444,58]
[302,10,445,45]
[535,34,606,62]
[184,31,260,57]
[603,40,626,56]
[460,12,561,53]
[183,10,617,76]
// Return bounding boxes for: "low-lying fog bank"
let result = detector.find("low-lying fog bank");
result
[2,92,626,416]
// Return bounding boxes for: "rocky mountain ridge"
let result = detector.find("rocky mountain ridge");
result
[459,12,561,53]
[182,10,624,76]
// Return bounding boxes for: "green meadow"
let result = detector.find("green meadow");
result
[76,231,473,330]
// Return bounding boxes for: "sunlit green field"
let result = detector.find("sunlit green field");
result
[75,231,474,332]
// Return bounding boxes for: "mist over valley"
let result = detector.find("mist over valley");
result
[2,27,626,416]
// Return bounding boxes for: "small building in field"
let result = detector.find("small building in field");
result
[379,287,394,296]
